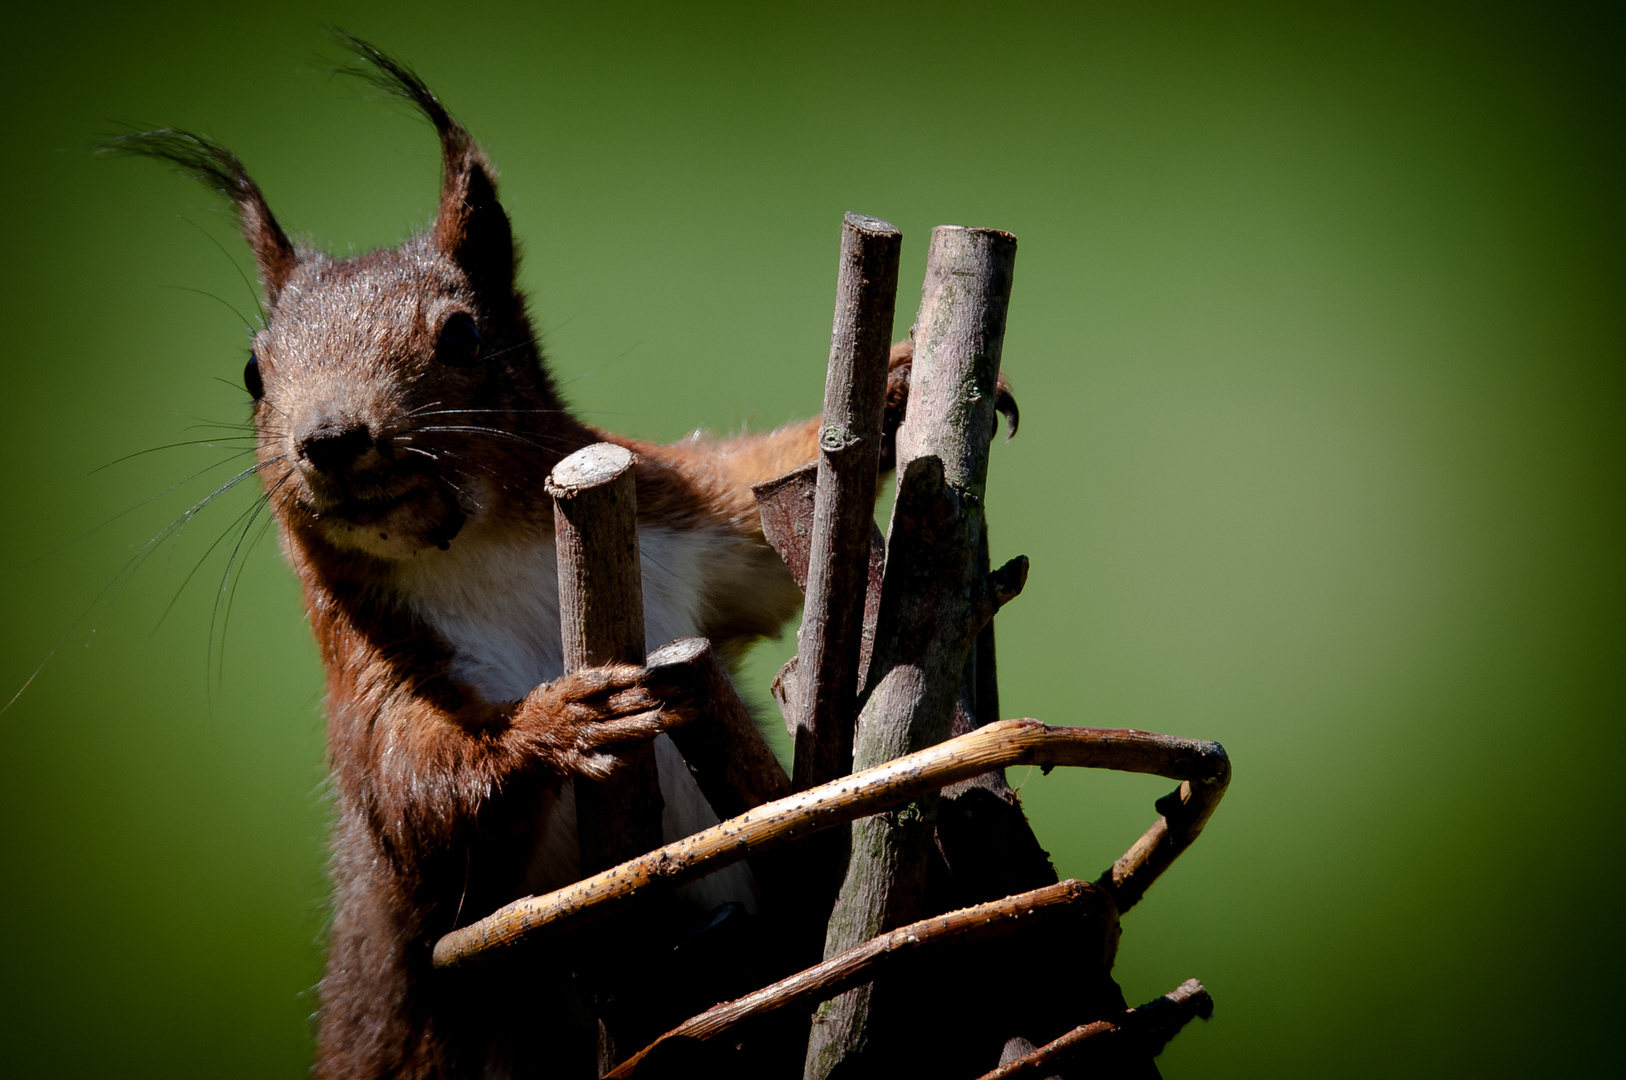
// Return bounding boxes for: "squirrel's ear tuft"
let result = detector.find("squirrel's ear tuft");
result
[330,30,514,293]
[103,130,297,303]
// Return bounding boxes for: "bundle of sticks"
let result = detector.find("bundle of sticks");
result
[433,215,1231,1079]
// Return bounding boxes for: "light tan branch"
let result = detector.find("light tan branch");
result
[432,720,1228,969]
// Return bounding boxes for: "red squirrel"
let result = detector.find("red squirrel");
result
[115,36,1012,1079]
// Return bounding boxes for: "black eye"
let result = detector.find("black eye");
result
[244,352,264,401]
[435,313,482,367]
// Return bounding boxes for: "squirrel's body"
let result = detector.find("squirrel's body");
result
[116,39,836,1077]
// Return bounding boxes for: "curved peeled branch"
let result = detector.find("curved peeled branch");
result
[431,718,1230,969]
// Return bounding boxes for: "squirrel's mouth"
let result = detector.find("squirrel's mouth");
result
[321,487,415,524]
[301,465,435,521]
[303,475,469,556]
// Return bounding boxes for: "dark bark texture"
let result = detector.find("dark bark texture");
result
[792,212,901,793]
[805,226,1018,1079]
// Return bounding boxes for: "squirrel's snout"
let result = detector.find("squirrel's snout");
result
[298,422,374,476]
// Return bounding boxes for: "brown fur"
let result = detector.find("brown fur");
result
[118,33,1023,1076]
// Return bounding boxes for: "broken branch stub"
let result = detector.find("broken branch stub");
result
[546,443,663,877]
[646,637,790,819]
[754,462,820,592]
[971,979,1215,1080]
[793,211,902,793]
[753,463,886,737]
[644,638,803,908]
[806,225,1018,1079]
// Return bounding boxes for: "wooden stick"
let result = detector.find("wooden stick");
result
[755,407,1062,1062]
[547,443,667,1069]
[792,211,901,792]
[431,719,1229,968]
[603,880,1113,1078]
[547,443,663,875]
[647,637,790,819]
[807,225,1019,1078]
[971,979,1215,1079]
[641,639,811,929]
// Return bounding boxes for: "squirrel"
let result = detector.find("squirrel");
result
[114,35,1014,1080]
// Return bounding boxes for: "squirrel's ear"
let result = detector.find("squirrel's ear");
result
[429,148,510,292]
[332,32,514,292]
[103,130,297,303]
[431,141,513,292]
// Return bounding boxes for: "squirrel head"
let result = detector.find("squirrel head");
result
[108,35,573,563]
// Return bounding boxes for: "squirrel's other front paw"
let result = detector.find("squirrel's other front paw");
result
[879,339,1018,473]
[521,662,702,780]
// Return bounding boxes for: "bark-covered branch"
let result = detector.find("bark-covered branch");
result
[644,638,803,912]
[546,443,662,874]
[806,225,1019,1078]
[753,463,885,737]
[646,637,790,819]
[546,443,664,1069]
[792,211,901,792]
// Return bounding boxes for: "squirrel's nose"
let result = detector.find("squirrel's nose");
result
[298,422,373,475]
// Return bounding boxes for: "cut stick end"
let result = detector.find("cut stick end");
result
[546,442,635,496]
[843,210,901,238]
[1169,978,1214,1021]
[646,637,710,668]
[930,223,1018,245]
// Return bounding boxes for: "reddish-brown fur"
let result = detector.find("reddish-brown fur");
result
[109,38,892,1079]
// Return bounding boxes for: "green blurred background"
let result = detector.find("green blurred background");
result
[1,1,1620,1075]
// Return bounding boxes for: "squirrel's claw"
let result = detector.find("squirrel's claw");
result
[994,372,1019,441]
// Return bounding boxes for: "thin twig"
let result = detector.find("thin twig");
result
[971,979,1214,1079]
[431,719,1229,968]
[604,880,1114,1078]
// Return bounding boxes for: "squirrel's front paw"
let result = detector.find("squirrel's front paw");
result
[520,662,701,781]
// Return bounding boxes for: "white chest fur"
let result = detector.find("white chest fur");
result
[393,525,757,908]
[394,525,731,699]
